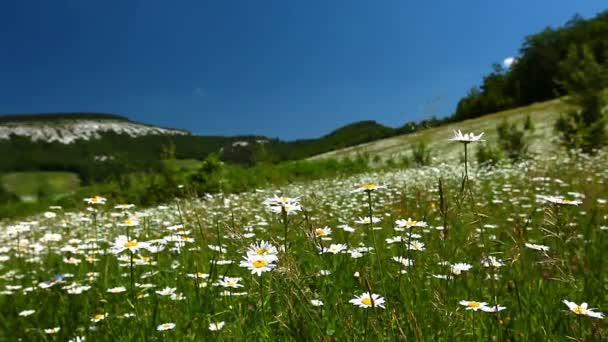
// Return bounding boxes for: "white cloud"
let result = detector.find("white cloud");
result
[503,57,516,68]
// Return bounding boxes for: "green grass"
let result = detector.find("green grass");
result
[0,147,606,341]
[310,98,569,164]
[1,171,80,202]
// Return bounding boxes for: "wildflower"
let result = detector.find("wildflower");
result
[239,254,276,276]
[209,321,225,331]
[118,218,139,227]
[18,309,35,317]
[459,300,489,311]
[563,300,604,319]
[480,304,507,312]
[310,299,324,306]
[246,241,278,257]
[351,183,386,193]
[45,327,61,334]
[217,277,244,288]
[537,195,582,206]
[525,243,550,252]
[155,287,176,296]
[91,313,108,323]
[349,292,386,309]
[407,240,426,251]
[320,243,348,254]
[115,204,135,210]
[392,256,414,267]
[313,227,332,237]
[107,286,127,293]
[451,263,473,275]
[395,218,428,229]
[354,216,382,225]
[157,323,176,331]
[84,196,106,205]
[449,130,485,143]
[111,235,151,254]
[481,256,504,268]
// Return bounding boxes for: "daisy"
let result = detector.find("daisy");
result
[481,256,504,268]
[246,241,278,257]
[91,313,108,323]
[239,254,276,276]
[459,300,489,311]
[537,195,582,206]
[107,286,127,293]
[157,323,176,331]
[449,130,485,143]
[313,227,332,237]
[209,321,225,331]
[18,309,35,317]
[391,256,414,267]
[320,244,348,254]
[217,277,244,289]
[524,243,550,252]
[354,216,382,225]
[111,235,151,254]
[563,300,604,319]
[118,218,139,227]
[407,241,426,251]
[84,196,106,205]
[310,299,324,306]
[45,327,61,334]
[480,304,507,312]
[451,263,473,275]
[351,183,387,193]
[395,218,428,229]
[349,292,386,309]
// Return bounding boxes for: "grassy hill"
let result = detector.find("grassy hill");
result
[1,171,80,202]
[310,98,569,164]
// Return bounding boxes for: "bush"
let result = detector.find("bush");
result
[496,120,528,161]
[411,142,432,166]
[475,143,503,166]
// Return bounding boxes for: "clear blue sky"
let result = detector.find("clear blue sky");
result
[0,1,605,140]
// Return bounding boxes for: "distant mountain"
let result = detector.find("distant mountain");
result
[0,113,400,186]
[0,112,188,144]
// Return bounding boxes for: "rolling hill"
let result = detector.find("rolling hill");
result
[309,98,569,164]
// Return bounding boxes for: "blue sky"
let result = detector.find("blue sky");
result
[0,1,606,140]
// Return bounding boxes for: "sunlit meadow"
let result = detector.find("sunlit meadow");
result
[1,132,607,341]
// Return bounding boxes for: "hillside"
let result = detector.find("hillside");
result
[0,112,188,144]
[310,98,569,164]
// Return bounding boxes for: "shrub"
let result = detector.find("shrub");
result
[411,141,432,166]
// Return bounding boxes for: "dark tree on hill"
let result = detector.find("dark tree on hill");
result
[555,44,608,154]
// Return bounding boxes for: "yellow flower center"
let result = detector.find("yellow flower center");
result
[256,248,269,255]
[315,229,326,236]
[124,240,139,248]
[227,281,237,287]
[361,183,377,189]
[574,306,585,314]
[361,297,373,306]
[562,199,571,204]
[124,219,133,225]
[94,314,105,320]
[467,301,481,308]
[252,259,267,268]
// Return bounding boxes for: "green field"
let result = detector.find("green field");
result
[1,172,81,202]
[1,144,607,340]
[311,98,568,164]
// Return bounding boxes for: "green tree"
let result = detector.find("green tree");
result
[555,44,608,153]
[496,120,528,161]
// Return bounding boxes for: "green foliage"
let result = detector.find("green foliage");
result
[523,114,535,132]
[411,141,432,166]
[453,11,608,122]
[496,120,528,161]
[475,143,503,166]
[555,44,608,153]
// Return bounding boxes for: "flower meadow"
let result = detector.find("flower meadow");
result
[1,133,607,341]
